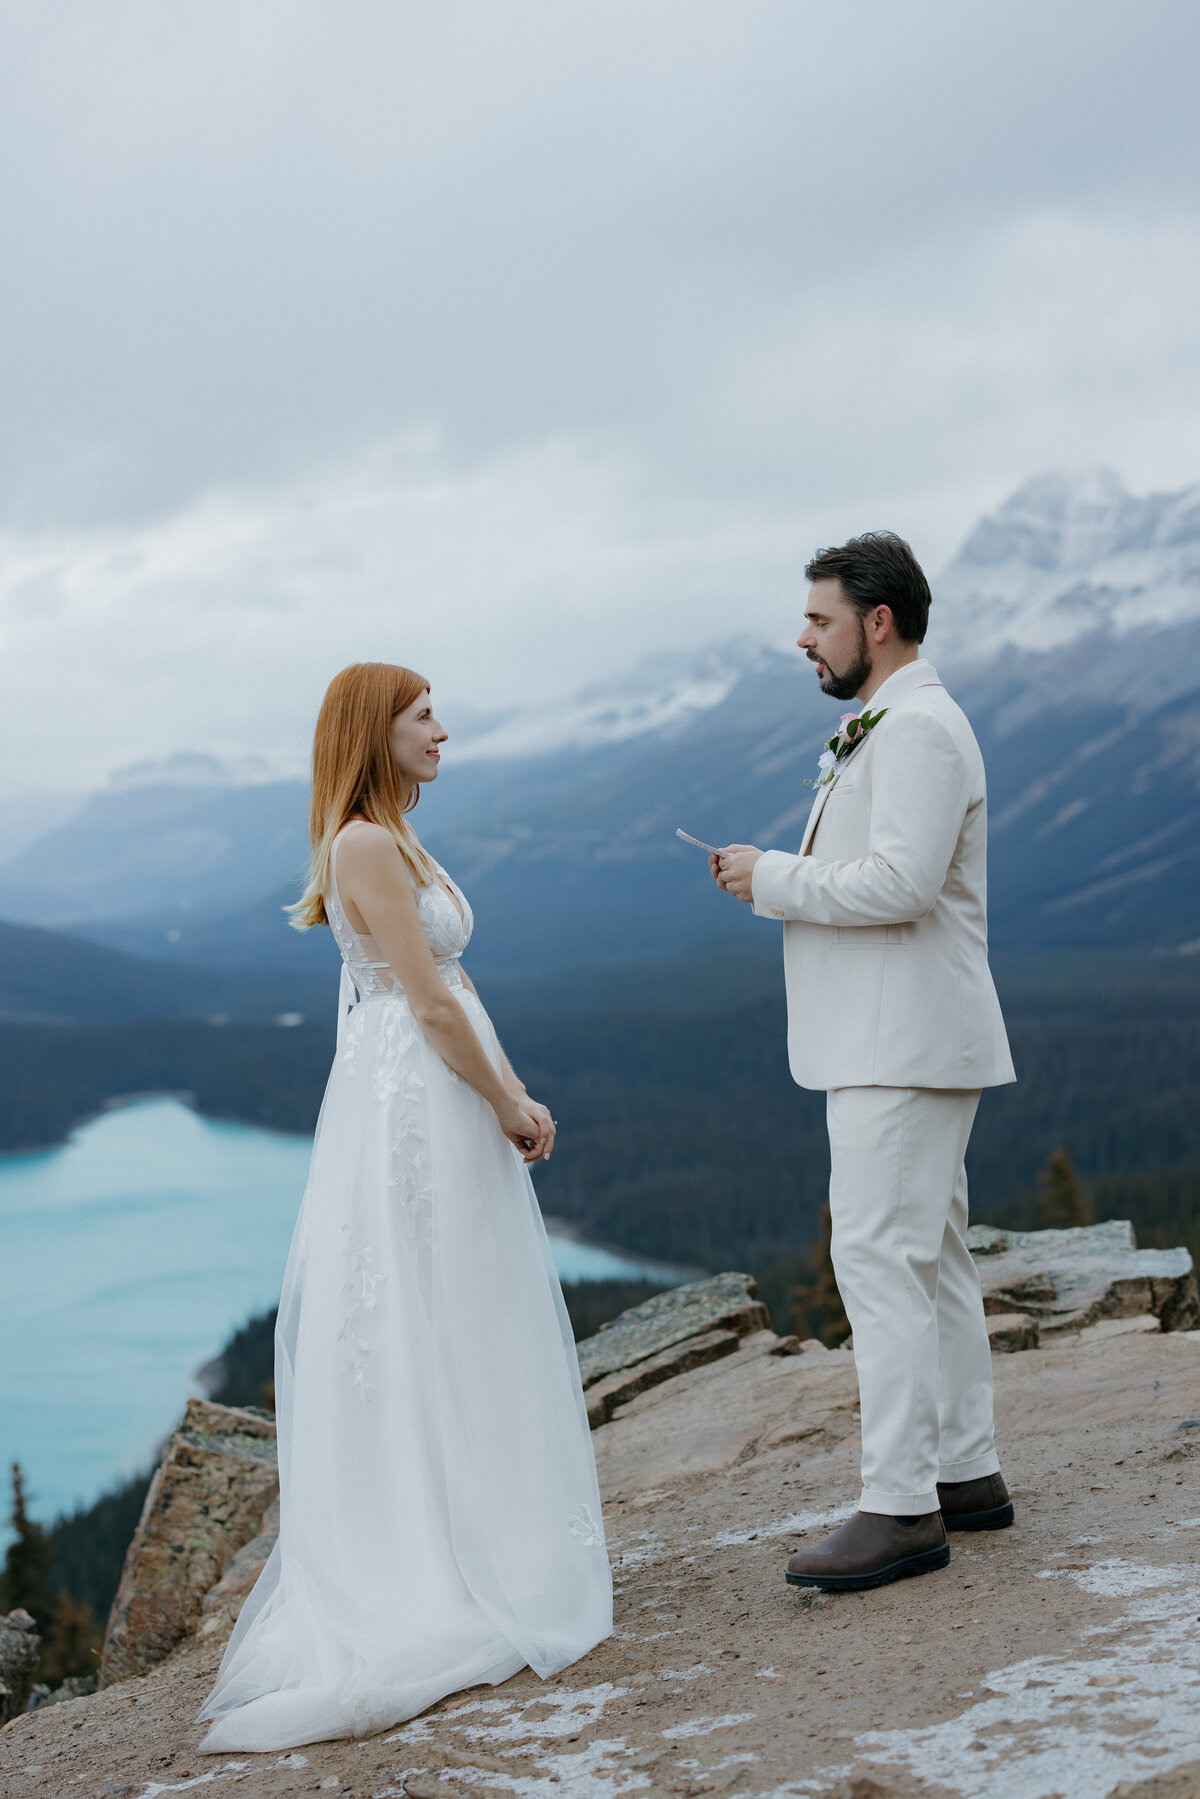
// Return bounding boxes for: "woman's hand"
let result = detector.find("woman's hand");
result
[523,1099,556,1162]
[497,1096,556,1164]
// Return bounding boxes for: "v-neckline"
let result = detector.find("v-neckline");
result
[434,871,464,924]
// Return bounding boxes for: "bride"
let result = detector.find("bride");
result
[198,662,612,1753]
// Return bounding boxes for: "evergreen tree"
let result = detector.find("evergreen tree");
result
[0,1462,54,1626]
[47,1467,151,1628]
[38,1591,102,1684]
[1037,1148,1093,1229]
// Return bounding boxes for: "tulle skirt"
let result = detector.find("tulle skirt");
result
[198,984,612,1751]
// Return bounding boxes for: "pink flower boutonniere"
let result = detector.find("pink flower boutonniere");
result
[808,706,888,787]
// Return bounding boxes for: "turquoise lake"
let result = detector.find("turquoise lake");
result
[0,1097,684,1533]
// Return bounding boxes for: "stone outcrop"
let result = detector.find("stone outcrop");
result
[199,1496,279,1621]
[576,1271,772,1427]
[99,1399,278,1686]
[14,1309,1200,1797]
[584,1327,744,1428]
[968,1219,1200,1336]
[0,1610,40,1726]
[986,1312,1040,1353]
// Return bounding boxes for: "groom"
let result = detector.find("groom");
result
[713,531,1016,1593]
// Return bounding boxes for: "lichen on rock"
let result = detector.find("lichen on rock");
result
[99,1399,278,1686]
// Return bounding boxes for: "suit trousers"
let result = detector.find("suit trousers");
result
[826,1085,1000,1515]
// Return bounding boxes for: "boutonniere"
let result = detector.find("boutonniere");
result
[808,707,888,787]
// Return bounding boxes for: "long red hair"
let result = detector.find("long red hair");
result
[288,662,433,930]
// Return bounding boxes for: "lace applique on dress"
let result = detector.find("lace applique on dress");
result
[568,1504,605,1549]
[322,841,464,1301]
[371,1003,418,1101]
[340,993,367,1072]
[336,1224,387,1401]
[377,1010,435,1290]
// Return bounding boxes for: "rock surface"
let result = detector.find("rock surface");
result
[9,1320,1200,1798]
[0,1611,40,1727]
[13,1234,1200,1792]
[986,1311,1040,1352]
[198,1495,280,1621]
[575,1272,771,1390]
[99,1399,278,1686]
[584,1326,742,1427]
[968,1218,1200,1334]
[25,1675,97,1714]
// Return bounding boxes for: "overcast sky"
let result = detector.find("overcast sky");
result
[2,0,1199,799]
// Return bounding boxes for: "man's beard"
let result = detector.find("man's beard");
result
[812,618,872,701]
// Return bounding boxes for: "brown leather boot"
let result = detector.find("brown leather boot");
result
[937,1472,1014,1531]
[785,1510,949,1592]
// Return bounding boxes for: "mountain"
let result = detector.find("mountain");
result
[2,469,1198,971]
[0,759,313,932]
[67,647,828,972]
[929,468,1200,666]
[453,636,777,762]
[0,918,337,1024]
[927,467,1200,949]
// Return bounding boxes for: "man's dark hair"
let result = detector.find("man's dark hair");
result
[804,531,931,644]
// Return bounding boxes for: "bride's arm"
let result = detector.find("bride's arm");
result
[457,968,523,1090]
[337,826,549,1161]
[458,967,557,1156]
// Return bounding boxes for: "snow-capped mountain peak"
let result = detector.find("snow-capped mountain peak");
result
[931,467,1200,664]
[456,469,1200,763]
[453,635,790,763]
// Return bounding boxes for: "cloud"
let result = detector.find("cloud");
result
[0,0,1198,790]
[0,431,811,788]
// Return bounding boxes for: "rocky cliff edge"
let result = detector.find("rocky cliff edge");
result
[3,1228,1200,1797]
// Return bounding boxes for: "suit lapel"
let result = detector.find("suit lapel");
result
[796,664,940,854]
[799,728,875,853]
[800,768,838,854]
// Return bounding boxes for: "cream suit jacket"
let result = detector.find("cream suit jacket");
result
[750,659,1015,1091]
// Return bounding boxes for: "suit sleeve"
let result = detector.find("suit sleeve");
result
[750,711,971,926]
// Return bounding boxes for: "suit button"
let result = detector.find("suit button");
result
[771,907,784,919]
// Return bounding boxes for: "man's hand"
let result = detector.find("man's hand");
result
[709,843,763,904]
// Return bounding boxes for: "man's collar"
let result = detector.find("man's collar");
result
[860,657,941,711]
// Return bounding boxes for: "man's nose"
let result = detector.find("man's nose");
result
[797,626,817,649]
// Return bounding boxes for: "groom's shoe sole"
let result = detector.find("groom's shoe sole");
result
[785,1542,950,1592]
[942,1500,1015,1531]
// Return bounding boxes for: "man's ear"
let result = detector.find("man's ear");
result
[870,604,895,644]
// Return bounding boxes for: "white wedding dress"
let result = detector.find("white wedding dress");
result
[198,833,612,1751]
